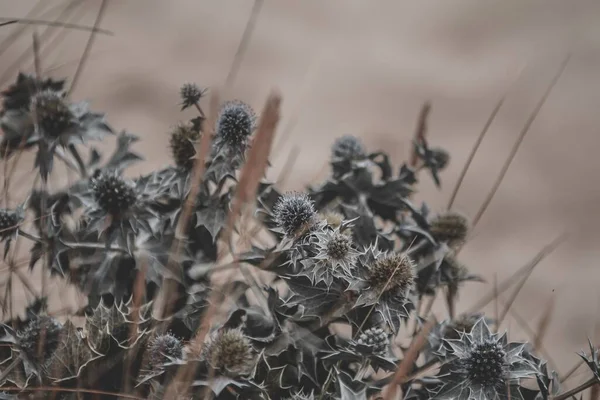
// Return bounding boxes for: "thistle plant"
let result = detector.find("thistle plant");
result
[0,60,588,400]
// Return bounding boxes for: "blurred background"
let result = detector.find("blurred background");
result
[1,0,600,379]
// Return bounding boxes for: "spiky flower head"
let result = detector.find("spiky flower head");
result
[17,316,63,366]
[331,135,366,161]
[169,123,200,170]
[431,147,450,170]
[352,327,389,356]
[179,82,206,110]
[0,207,23,240]
[273,192,316,236]
[91,171,137,216]
[435,318,538,399]
[30,90,73,138]
[215,100,256,147]
[203,328,255,377]
[147,333,183,369]
[311,227,359,284]
[367,253,415,297]
[429,211,470,248]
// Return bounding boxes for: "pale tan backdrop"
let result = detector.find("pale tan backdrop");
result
[1,0,600,381]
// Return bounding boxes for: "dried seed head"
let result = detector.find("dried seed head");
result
[30,90,72,138]
[273,192,316,236]
[0,209,22,239]
[17,316,63,365]
[463,340,507,387]
[325,232,352,261]
[368,253,415,296]
[331,135,366,161]
[431,147,450,170]
[91,172,137,215]
[319,211,344,228]
[443,314,479,341]
[429,211,470,247]
[203,329,254,377]
[215,100,256,147]
[147,333,183,369]
[169,123,200,170]
[355,327,389,355]
[179,83,205,109]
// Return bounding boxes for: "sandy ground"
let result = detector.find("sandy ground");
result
[1,0,600,379]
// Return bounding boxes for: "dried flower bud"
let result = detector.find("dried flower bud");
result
[463,340,507,386]
[273,192,316,236]
[443,314,480,341]
[30,90,72,138]
[215,100,256,147]
[355,327,389,355]
[203,329,255,377]
[17,316,63,365]
[147,333,183,369]
[368,253,415,296]
[91,172,137,215]
[429,211,470,247]
[431,147,450,170]
[169,123,199,170]
[325,232,352,261]
[331,135,366,161]
[0,208,22,240]
[179,83,205,110]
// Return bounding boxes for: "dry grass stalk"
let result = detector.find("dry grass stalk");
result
[409,101,431,168]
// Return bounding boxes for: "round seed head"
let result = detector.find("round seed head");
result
[368,253,415,296]
[325,232,352,261]
[169,124,200,170]
[319,211,344,228]
[147,333,183,369]
[91,172,137,216]
[355,327,389,355]
[331,135,366,161]
[443,314,479,341]
[430,147,450,170]
[180,83,204,109]
[30,90,72,138]
[215,100,256,147]
[464,340,507,387]
[0,209,22,239]
[203,329,254,377]
[429,211,470,247]
[273,192,316,236]
[17,316,63,365]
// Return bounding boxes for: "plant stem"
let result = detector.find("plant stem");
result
[62,241,129,254]
[68,144,88,178]
[554,377,598,400]
[19,230,42,243]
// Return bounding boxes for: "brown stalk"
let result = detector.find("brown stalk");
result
[0,0,47,59]
[224,0,264,90]
[0,17,113,35]
[0,386,144,399]
[409,101,431,168]
[533,295,554,352]
[446,96,504,210]
[67,0,110,97]
[471,55,570,228]
[381,318,436,400]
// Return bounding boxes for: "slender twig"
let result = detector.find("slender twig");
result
[224,0,264,90]
[0,18,113,35]
[471,55,570,228]
[409,102,431,167]
[554,377,598,400]
[447,96,504,210]
[68,0,110,96]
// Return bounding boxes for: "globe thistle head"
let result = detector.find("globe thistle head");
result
[273,192,316,236]
[179,82,206,110]
[429,211,470,247]
[17,316,63,365]
[463,339,507,387]
[331,135,366,161]
[91,171,137,216]
[311,227,360,284]
[353,327,389,356]
[215,100,256,147]
[367,253,415,297]
[30,90,73,138]
[203,328,255,377]
[437,318,538,399]
[430,147,450,170]
[0,207,23,240]
[147,333,183,369]
[318,211,344,229]
[169,123,200,170]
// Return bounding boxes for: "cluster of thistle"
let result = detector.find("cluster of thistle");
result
[0,72,582,400]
